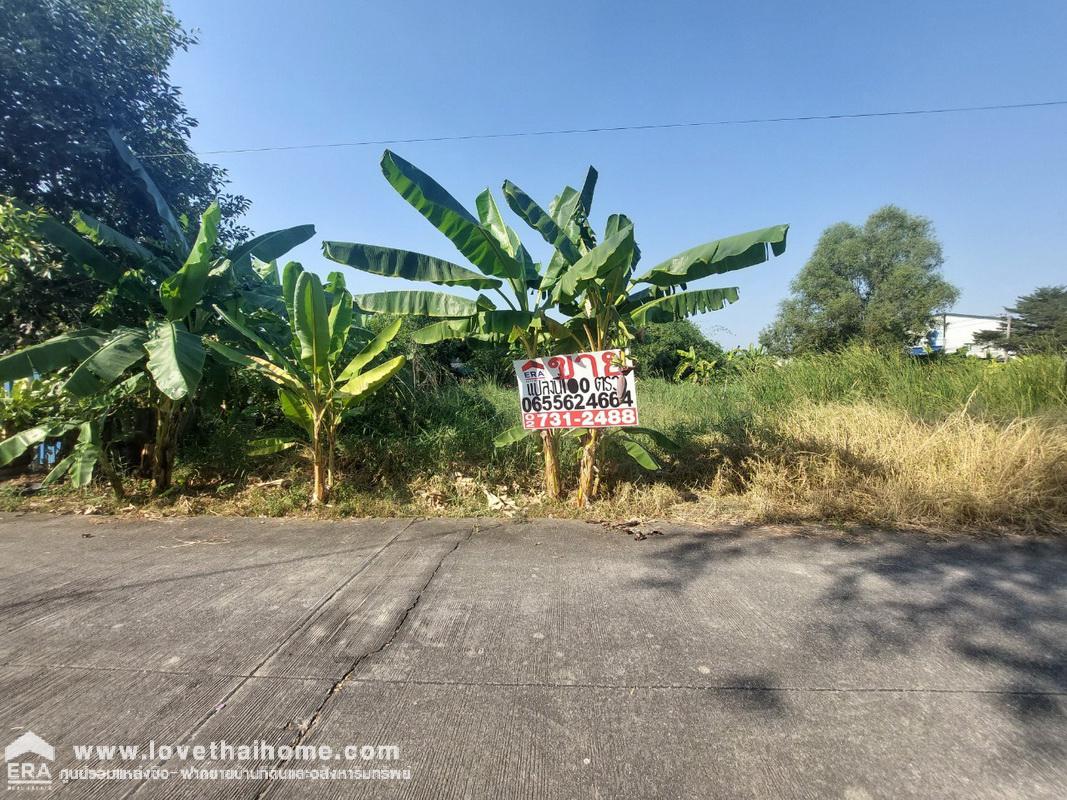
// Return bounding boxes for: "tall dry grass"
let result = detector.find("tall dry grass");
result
[725,402,1067,532]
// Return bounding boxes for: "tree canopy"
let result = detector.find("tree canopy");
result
[760,206,958,355]
[974,286,1067,354]
[0,0,248,247]
[630,320,723,379]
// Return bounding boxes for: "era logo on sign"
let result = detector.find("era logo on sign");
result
[5,731,54,790]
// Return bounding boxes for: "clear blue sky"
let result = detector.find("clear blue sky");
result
[168,0,1067,347]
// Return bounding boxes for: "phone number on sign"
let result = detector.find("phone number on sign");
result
[523,407,638,430]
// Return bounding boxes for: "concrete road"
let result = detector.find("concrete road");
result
[0,514,1063,799]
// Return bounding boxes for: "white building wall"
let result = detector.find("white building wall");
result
[936,314,1009,358]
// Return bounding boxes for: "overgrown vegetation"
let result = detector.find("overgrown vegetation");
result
[6,346,1064,532]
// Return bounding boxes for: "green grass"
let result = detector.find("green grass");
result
[6,347,1066,531]
[736,346,1067,420]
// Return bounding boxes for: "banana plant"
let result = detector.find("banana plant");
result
[0,373,144,498]
[323,150,578,499]
[207,263,406,504]
[0,130,315,492]
[501,172,787,503]
[324,150,788,504]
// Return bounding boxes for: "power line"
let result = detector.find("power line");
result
[139,99,1067,159]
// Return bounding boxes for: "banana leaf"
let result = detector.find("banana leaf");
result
[292,272,331,374]
[144,321,206,400]
[336,318,402,382]
[502,180,580,265]
[63,330,149,398]
[0,329,108,382]
[628,287,740,324]
[381,150,523,280]
[160,203,221,320]
[493,426,533,448]
[635,224,788,287]
[338,355,406,401]
[323,242,502,289]
[108,127,188,253]
[352,290,479,318]
[615,435,660,470]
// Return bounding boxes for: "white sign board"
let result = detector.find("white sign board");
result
[513,349,639,430]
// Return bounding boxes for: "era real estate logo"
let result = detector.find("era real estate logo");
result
[5,731,54,790]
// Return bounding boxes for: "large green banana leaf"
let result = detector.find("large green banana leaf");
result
[0,329,108,382]
[228,225,316,275]
[410,309,537,344]
[411,317,479,344]
[477,310,536,336]
[281,261,303,321]
[339,354,406,401]
[352,290,479,318]
[278,389,314,435]
[145,321,206,400]
[322,242,502,289]
[380,150,523,281]
[578,166,598,218]
[44,421,102,487]
[212,306,293,369]
[536,313,585,346]
[502,180,580,265]
[63,330,149,398]
[493,426,533,447]
[328,290,354,357]
[71,212,163,272]
[240,286,287,318]
[628,287,740,324]
[474,189,540,285]
[41,451,75,487]
[336,318,402,383]
[604,213,640,267]
[615,435,660,470]
[202,338,252,367]
[625,426,681,452]
[555,225,635,302]
[0,422,77,466]
[160,203,221,320]
[206,339,302,393]
[108,127,187,253]
[636,224,788,287]
[475,191,518,256]
[292,272,331,374]
[32,212,125,285]
[251,257,279,284]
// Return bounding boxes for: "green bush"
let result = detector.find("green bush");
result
[630,320,723,379]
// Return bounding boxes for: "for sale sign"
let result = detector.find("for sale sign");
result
[514,349,639,430]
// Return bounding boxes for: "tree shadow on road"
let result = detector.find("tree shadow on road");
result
[812,534,1067,763]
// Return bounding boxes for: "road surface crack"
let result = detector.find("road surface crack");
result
[253,523,476,800]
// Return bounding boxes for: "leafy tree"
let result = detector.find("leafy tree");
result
[973,286,1067,354]
[0,137,313,493]
[630,320,723,379]
[0,198,100,351]
[210,267,406,504]
[0,0,249,247]
[324,151,788,504]
[761,206,958,355]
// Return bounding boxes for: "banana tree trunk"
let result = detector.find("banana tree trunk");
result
[310,415,328,505]
[576,428,600,507]
[525,337,563,501]
[326,414,338,499]
[151,396,182,494]
[541,430,562,500]
[98,446,126,500]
